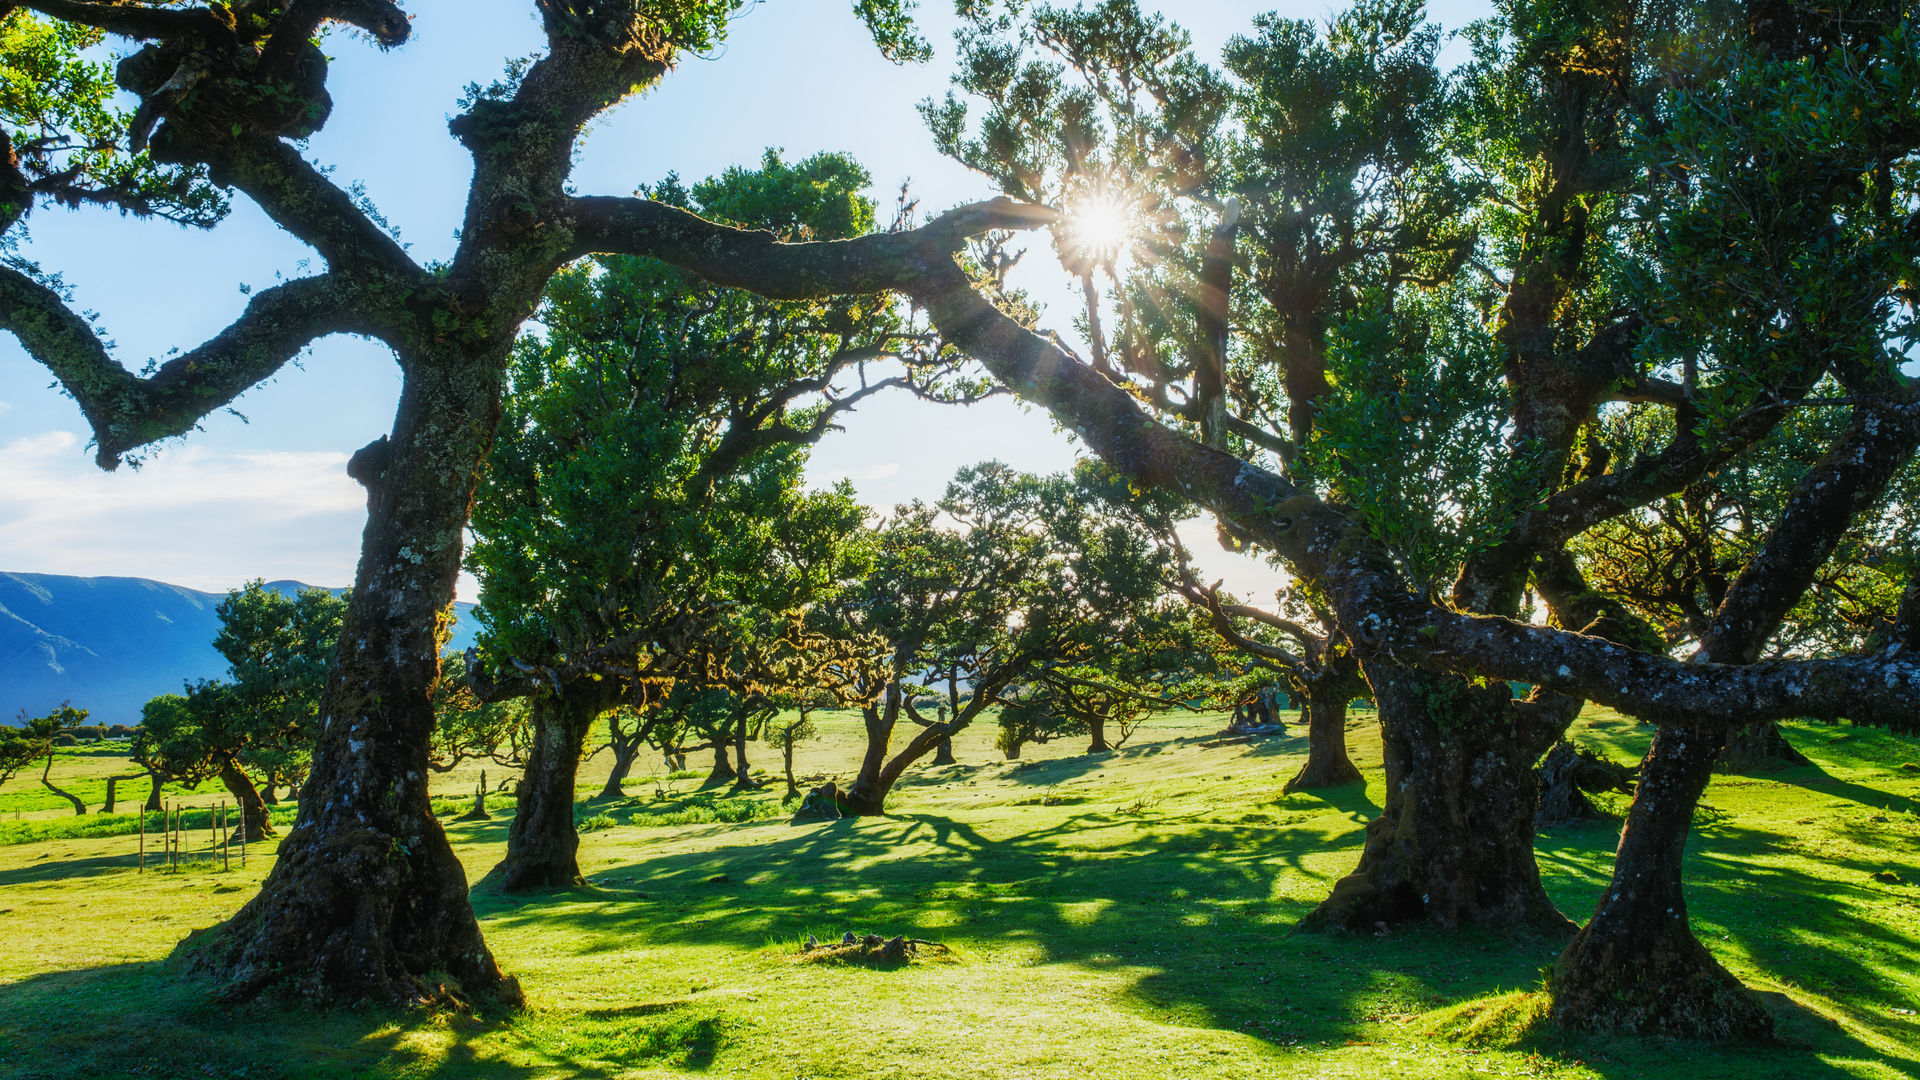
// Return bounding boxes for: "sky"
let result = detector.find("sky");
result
[0,0,1493,602]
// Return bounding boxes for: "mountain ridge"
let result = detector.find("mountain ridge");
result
[0,572,479,726]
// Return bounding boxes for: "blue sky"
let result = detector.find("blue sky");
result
[0,0,1491,600]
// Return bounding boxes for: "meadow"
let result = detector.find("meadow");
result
[0,709,1915,1079]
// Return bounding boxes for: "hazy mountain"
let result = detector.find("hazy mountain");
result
[0,573,479,727]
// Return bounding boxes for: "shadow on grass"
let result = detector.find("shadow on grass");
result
[472,767,1917,1080]
[0,959,729,1080]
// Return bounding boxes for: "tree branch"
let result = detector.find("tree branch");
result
[0,266,382,467]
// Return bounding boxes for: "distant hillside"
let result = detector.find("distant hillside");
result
[0,573,479,727]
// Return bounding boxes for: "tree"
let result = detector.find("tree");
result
[763,688,831,798]
[0,723,43,791]
[131,582,346,840]
[462,157,898,888]
[9,703,87,813]
[893,0,1920,1037]
[835,460,1173,813]
[3,0,936,1003]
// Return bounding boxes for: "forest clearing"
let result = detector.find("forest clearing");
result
[2,709,1916,1079]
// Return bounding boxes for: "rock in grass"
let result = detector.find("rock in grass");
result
[791,782,845,824]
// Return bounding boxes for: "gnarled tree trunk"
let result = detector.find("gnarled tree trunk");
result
[485,690,601,892]
[103,770,150,815]
[40,753,86,815]
[597,713,646,800]
[144,772,165,813]
[1284,657,1366,792]
[842,689,902,816]
[218,760,274,841]
[1302,665,1573,935]
[180,360,518,1007]
[1086,715,1109,754]
[1549,725,1773,1038]
[703,740,737,788]
[729,707,762,793]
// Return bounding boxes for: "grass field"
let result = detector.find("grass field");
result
[0,708,1916,1079]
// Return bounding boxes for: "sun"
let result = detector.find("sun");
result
[1060,190,1135,273]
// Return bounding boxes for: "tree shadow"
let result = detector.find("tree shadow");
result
[0,959,729,1079]
[468,779,1913,1080]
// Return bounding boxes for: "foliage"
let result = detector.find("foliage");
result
[131,582,346,795]
[2,702,85,790]
[0,7,224,246]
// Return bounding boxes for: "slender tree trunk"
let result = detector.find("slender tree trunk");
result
[1715,720,1810,773]
[783,736,797,798]
[1301,664,1574,935]
[597,719,643,800]
[218,760,275,841]
[842,690,900,816]
[485,691,599,892]
[730,709,760,793]
[103,771,149,814]
[1549,725,1774,1038]
[1285,664,1365,792]
[39,753,86,815]
[1086,715,1109,754]
[847,682,1003,815]
[180,358,518,1007]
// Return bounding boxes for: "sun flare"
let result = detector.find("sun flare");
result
[1061,191,1135,271]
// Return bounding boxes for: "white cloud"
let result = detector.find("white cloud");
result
[815,461,902,484]
[0,431,366,591]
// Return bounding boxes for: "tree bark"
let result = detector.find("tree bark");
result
[729,708,761,793]
[103,771,150,814]
[40,753,86,815]
[1285,661,1366,792]
[597,715,644,800]
[1549,726,1774,1038]
[144,772,165,813]
[218,760,274,841]
[1550,396,1918,1037]
[842,690,901,816]
[1086,715,1110,754]
[485,690,601,892]
[260,781,280,806]
[1715,720,1810,773]
[1301,665,1574,935]
[932,733,956,765]
[178,358,519,1007]
[703,740,737,788]
[783,736,798,798]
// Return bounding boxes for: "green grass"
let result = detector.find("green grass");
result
[0,709,1916,1079]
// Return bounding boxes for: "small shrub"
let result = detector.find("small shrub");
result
[51,733,78,747]
[628,795,780,828]
[577,813,618,833]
